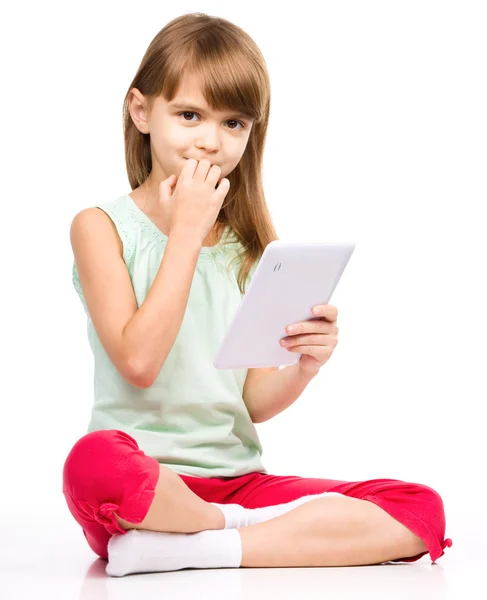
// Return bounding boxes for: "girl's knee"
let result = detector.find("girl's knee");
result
[387,480,447,533]
[63,430,139,483]
[399,482,452,561]
[416,483,447,535]
[62,429,160,535]
[64,430,131,497]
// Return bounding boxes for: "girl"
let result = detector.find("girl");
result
[63,12,452,576]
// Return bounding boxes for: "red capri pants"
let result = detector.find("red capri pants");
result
[62,430,452,563]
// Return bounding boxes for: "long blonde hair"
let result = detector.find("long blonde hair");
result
[122,12,279,294]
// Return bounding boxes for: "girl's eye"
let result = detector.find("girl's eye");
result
[178,111,246,130]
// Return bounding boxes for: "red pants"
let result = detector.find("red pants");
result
[62,430,452,563]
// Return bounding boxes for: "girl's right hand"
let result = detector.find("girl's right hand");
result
[158,158,230,244]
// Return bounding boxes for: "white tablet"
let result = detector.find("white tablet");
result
[214,240,356,369]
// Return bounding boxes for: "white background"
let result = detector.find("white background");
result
[1,1,486,597]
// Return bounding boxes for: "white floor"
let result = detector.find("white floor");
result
[2,501,482,599]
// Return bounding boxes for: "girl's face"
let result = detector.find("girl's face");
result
[129,74,254,183]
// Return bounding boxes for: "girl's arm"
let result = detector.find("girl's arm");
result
[243,363,316,423]
[71,208,202,388]
[123,226,203,387]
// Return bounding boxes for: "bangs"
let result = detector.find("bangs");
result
[156,36,267,124]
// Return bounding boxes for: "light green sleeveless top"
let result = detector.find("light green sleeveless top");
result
[72,194,267,478]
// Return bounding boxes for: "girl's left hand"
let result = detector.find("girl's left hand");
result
[280,304,339,378]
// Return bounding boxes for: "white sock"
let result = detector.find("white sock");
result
[106,528,242,577]
[212,491,342,528]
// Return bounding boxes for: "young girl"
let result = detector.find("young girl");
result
[63,12,452,576]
